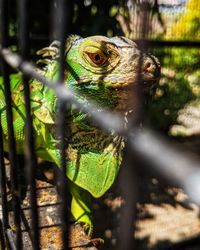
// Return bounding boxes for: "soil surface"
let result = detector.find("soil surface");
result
[92,175,200,250]
[3,159,200,250]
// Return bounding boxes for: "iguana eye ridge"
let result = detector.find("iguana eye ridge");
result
[86,52,107,66]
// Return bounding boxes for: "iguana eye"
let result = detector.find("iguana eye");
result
[80,44,120,72]
[86,52,107,66]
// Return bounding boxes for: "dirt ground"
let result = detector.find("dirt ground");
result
[4,160,200,250]
[20,177,200,249]
[93,175,200,250]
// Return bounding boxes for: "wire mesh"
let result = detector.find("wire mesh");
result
[0,0,199,250]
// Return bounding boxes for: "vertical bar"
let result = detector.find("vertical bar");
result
[118,2,151,249]
[18,0,40,249]
[0,219,6,249]
[0,123,7,249]
[135,1,151,124]
[117,145,139,250]
[52,1,71,249]
[0,0,22,248]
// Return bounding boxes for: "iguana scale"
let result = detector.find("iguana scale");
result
[0,35,160,235]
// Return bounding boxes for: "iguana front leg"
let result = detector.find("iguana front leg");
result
[41,148,94,235]
[70,182,93,236]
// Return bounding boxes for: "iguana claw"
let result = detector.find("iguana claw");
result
[80,221,94,236]
[36,40,61,59]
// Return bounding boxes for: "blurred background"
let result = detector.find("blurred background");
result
[5,0,200,138]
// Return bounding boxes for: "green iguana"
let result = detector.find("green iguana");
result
[0,35,160,235]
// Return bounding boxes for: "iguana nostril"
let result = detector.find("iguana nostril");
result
[145,62,152,69]
[143,54,161,77]
[146,62,151,69]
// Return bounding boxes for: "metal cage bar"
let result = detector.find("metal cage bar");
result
[0,0,22,248]
[0,123,8,249]
[53,0,70,249]
[18,0,40,249]
[117,3,153,249]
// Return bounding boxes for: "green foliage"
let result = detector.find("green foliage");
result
[72,0,121,37]
[147,53,196,131]
[147,45,200,133]
[7,0,122,53]
[163,48,200,72]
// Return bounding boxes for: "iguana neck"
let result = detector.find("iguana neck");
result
[69,122,124,154]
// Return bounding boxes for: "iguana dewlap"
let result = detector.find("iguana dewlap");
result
[0,35,160,234]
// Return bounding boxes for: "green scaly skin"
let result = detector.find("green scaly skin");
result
[0,35,160,235]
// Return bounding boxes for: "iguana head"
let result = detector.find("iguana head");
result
[37,35,160,113]
[65,35,160,113]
